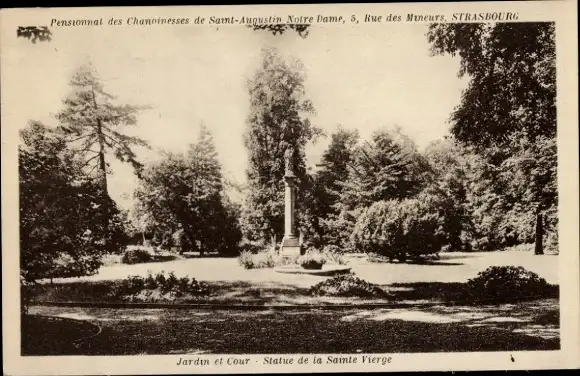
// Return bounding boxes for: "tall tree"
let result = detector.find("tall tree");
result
[315,126,360,211]
[340,128,429,209]
[135,125,242,256]
[303,126,359,248]
[56,64,150,195]
[427,22,557,254]
[424,139,477,251]
[19,121,128,282]
[427,22,555,148]
[242,46,321,245]
[323,127,430,250]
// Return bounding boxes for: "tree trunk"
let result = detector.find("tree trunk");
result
[535,211,544,255]
[96,120,108,193]
[96,120,110,250]
[93,87,110,251]
[92,88,109,197]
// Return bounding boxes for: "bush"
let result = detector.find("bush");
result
[295,247,347,269]
[351,192,451,262]
[310,274,389,298]
[321,245,347,265]
[238,250,278,269]
[120,271,210,299]
[125,275,146,293]
[297,250,327,270]
[467,266,552,302]
[47,253,102,279]
[121,246,153,264]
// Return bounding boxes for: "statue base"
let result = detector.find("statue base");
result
[279,235,301,258]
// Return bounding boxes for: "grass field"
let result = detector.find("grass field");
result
[48,250,559,287]
[23,250,559,355]
[29,250,558,306]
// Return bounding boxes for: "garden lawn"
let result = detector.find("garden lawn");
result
[48,250,558,286]
[30,251,558,306]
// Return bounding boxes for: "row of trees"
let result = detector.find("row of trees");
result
[237,23,557,257]
[18,24,309,282]
[20,65,246,281]
[302,127,557,258]
[20,21,557,281]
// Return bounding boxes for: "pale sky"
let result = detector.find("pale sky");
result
[6,23,467,209]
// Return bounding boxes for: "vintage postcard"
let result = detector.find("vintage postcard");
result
[1,1,579,374]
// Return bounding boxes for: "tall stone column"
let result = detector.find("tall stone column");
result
[280,172,301,257]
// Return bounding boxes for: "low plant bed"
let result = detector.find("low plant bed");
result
[23,266,558,306]
[119,272,211,302]
[310,274,393,299]
[238,247,347,270]
[465,266,558,303]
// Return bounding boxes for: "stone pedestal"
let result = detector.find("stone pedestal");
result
[279,173,301,257]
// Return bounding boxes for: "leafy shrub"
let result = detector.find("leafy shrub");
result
[144,272,157,290]
[237,247,302,269]
[124,275,146,294]
[120,271,210,299]
[238,250,278,269]
[351,191,451,262]
[297,250,327,270]
[47,253,101,279]
[121,246,153,264]
[467,266,552,302]
[310,274,389,298]
[154,271,167,286]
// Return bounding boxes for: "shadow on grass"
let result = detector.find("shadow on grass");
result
[26,279,313,305]
[151,255,180,262]
[26,281,128,303]
[21,315,100,356]
[367,253,469,266]
[27,278,560,306]
[121,255,181,265]
[22,307,559,355]
[403,260,464,266]
[388,282,559,304]
[196,280,312,304]
[181,252,237,259]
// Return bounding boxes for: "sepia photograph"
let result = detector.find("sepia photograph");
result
[1,2,579,374]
